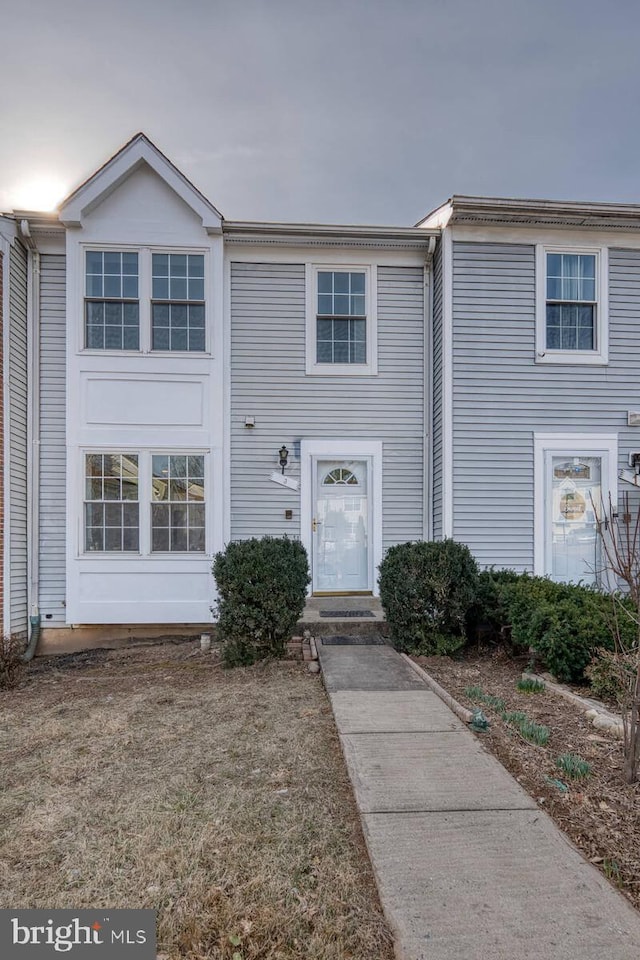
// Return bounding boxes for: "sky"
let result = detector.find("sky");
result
[2,0,640,225]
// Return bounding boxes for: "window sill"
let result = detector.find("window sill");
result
[305,363,378,377]
[535,351,608,366]
[80,552,209,559]
[80,349,211,357]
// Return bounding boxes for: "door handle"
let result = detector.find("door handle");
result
[312,518,322,532]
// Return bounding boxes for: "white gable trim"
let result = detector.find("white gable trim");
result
[59,135,222,234]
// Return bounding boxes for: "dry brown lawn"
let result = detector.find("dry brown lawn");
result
[0,641,393,959]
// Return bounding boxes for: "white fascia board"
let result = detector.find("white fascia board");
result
[59,137,222,233]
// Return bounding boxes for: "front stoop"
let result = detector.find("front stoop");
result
[297,595,387,638]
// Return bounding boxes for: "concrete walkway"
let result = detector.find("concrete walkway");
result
[318,642,640,960]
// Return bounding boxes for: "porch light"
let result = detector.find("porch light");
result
[278,445,289,474]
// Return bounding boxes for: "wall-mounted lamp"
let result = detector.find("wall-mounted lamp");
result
[278,445,289,474]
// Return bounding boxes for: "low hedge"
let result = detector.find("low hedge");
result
[378,539,479,655]
[496,575,632,683]
[212,536,310,667]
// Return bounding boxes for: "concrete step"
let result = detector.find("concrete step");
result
[297,596,386,637]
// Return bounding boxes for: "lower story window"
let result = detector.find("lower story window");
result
[84,453,139,551]
[151,455,205,552]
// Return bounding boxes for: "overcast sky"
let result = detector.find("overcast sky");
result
[2,0,640,224]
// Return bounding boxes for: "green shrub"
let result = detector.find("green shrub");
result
[498,576,623,683]
[378,539,479,655]
[212,537,310,667]
[466,567,523,641]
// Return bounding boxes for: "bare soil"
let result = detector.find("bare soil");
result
[415,648,640,910]
[0,641,394,960]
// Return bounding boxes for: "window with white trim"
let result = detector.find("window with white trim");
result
[83,248,208,353]
[85,252,139,349]
[151,455,205,552]
[536,246,608,364]
[152,254,205,351]
[317,271,366,364]
[306,264,377,375]
[84,453,139,551]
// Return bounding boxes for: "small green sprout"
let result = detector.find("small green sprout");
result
[556,753,591,780]
[517,677,546,694]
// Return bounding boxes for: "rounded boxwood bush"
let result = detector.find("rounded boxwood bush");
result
[213,536,310,667]
[499,576,623,682]
[378,539,479,655]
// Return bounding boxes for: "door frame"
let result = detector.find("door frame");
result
[533,432,618,580]
[300,439,383,595]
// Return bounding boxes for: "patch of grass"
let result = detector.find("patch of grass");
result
[464,686,505,712]
[519,719,550,746]
[556,753,591,780]
[603,859,623,887]
[517,677,545,694]
[501,710,550,745]
[0,648,393,960]
[501,710,527,725]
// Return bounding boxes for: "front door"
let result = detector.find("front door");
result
[313,459,369,592]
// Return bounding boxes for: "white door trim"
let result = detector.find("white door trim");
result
[300,439,383,595]
[533,432,618,577]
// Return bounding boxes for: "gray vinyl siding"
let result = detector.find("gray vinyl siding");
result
[39,255,66,623]
[452,241,640,571]
[431,240,443,540]
[8,242,28,635]
[230,262,424,553]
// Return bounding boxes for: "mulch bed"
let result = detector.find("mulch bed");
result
[415,647,640,910]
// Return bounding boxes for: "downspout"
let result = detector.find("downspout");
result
[423,235,436,542]
[20,220,40,660]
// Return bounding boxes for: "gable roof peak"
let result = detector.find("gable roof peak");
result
[58,132,223,232]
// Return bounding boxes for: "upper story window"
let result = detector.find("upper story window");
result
[305,264,377,375]
[152,254,205,351]
[535,246,608,365]
[85,252,139,350]
[317,271,366,364]
[83,248,207,353]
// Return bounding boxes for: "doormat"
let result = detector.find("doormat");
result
[319,610,375,618]
[321,635,386,645]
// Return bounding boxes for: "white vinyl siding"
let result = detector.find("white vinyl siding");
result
[231,262,424,552]
[39,255,67,624]
[8,242,28,635]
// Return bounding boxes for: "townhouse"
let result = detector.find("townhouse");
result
[2,134,640,650]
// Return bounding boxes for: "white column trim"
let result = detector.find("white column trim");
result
[442,227,454,538]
